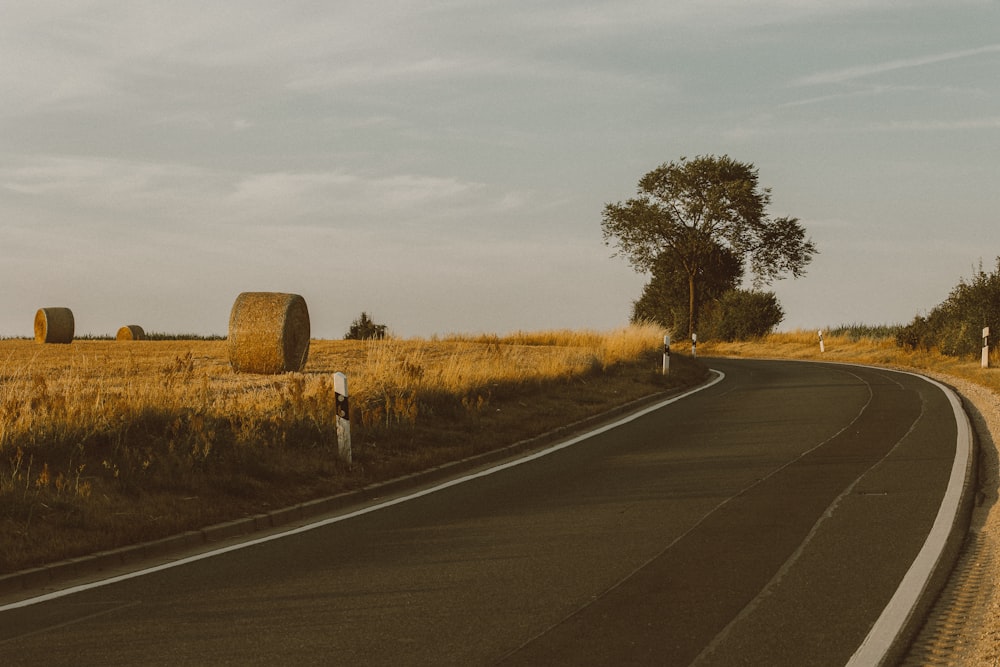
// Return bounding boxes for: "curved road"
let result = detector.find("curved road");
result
[0,359,971,666]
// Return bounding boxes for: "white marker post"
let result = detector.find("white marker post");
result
[691,333,697,358]
[662,335,671,375]
[334,372,352,463]
[819,330,825,353]
[983,327,991,369]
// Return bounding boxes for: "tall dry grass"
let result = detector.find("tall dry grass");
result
[0,323,683,572]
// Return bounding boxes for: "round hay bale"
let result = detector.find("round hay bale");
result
[116,325,146,341]
[34,307,74,344]
[228,292,310,374]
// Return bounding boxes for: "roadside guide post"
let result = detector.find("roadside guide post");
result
[984,327,991,369]
[334,372,352,463]
[691,333,697,357]
[662,335,671,375]
[819,330,825,353]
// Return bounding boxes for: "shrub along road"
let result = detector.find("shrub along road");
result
[0,358,969,666]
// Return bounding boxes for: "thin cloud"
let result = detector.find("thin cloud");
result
[867,117,1000,131]
[224,170,486,219]
[1,156,222,213]
[794,44,1000,86]
[779,83,989,109]
[287,57,469,90]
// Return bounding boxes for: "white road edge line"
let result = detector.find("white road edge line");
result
[845,371,974,667]
[1,371,726,613]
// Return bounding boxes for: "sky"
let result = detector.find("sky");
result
[2,1,999,339]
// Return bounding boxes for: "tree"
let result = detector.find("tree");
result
[344,312,388,340]
[602,155,816,337]
[701,289,784,341]
[631,242,742,334]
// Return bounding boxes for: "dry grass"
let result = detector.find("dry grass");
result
[0,322,705,573]
[699,329,1000,395]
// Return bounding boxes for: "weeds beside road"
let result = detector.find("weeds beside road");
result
[0,325,706,573]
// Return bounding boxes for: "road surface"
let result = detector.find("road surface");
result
[0,359,970,665]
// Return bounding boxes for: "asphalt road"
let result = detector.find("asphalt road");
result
[0,359,967,666]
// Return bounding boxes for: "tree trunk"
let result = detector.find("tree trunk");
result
[688,272,698,339]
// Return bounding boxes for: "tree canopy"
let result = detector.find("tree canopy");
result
[602,155,816,336]
[632,242,742,334]
[700,289,785,341]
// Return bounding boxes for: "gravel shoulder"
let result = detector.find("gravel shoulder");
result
[902,373,1000,666]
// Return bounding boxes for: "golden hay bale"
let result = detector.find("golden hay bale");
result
[228,292,310,374]
[116,325,146,341]
[34,307,75,344]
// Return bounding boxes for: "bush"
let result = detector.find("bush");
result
[630,246,742,335]
[345,312,388,340]
[701,289,784,341]
[896,259,1000,357]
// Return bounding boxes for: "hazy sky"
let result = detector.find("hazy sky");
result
[3,1,998,338]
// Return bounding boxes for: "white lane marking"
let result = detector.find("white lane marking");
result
[735,357,975,665]
[846,371,973,666]
[691,366,881,663]
[700,359,974,666]
[504,366,878,663]
[757,358,975,666]
[0,371,726,613]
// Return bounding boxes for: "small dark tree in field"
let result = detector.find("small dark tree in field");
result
[345,312,388,340]
[603,155,816,337]
[701,289,784,341]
